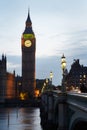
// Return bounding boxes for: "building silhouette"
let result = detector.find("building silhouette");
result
[66,59,87,91]
[0,55,15,102]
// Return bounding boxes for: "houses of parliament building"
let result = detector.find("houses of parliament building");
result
[0,11,38,103]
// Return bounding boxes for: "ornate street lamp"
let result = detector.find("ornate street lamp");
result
[61,54,66,92]
[50,71,53,85]
[61,54,66,72]
[46,78,49,84]
[50,71,53,90]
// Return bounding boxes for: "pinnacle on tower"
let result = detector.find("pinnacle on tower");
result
[26,9,31,24]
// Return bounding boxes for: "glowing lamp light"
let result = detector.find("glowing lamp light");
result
[35,90,40,97]
[61,54,66,71]
[46,78,48,84]
[50,71,53,79]
[19,92,28,100]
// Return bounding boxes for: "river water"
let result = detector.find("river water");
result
[0,107,43,130]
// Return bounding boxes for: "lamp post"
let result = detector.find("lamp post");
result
[50,71,53,90]
[58,54,67,130]
[46,78,49,84]
[61,54,66,93]
[50,71,53,85]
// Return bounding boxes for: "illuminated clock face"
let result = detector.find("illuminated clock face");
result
[24,40,32,47]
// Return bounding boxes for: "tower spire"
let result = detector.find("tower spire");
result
[23,9,34,35]
[26,8,31,24]
[28,7,30,14]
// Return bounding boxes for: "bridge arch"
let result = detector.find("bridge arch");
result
[69,111,87,130]
[70,119,87,130]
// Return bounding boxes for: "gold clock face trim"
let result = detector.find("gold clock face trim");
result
[24,40,32,47]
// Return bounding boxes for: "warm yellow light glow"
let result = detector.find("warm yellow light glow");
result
[61,54,66,70]
[35,90,40,97]
[83,74,86,78]
[19,92,27,100]
[44,83,46,86]
[46,78,48,83]
[50,71,53,79]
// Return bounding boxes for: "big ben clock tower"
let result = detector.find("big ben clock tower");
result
[21,11,36,98]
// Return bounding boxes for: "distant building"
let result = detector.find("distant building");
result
[0,55,7,102]
[36,79,46,92]
[6,71,15,99]
[15,75,22,99]
[66,59,87,90]
[0,55,16,102]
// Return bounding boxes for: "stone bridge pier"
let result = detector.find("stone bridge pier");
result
[40,91,68,130]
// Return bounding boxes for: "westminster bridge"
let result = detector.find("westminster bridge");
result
[40,90,87,130]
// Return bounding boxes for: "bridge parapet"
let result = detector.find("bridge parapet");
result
[67,92,87,112]
[66,92,87,130]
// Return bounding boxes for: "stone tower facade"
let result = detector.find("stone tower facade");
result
[21,11,36,98]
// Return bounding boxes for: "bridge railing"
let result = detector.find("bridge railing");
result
[67,92,87,112]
